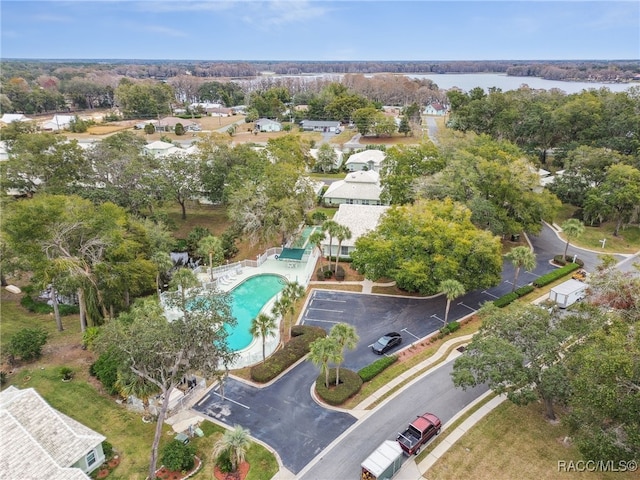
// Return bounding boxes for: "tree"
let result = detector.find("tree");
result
[168,268,200,314]
[560,218,585,259]
[144,123,155,135]
[150,252,173,299]
[154,153,203,220]
[398,116,411,136]
[333,225,352,276]
[351,199,502,295]
[212,425,251,473]
[439,279,466,324]
[161,440,196,472]
[329,323,359,386]
[505,246,537,293]
[8,328,48,362]
[322,220,341,271]
[115,369,159,420]
[174,122,185,136]
[280,281,306,340]
[452,302,585,420]
[315,143,338,173]
[98,292,237,480]
[250,313,277,364]
[308,336,341,389]
[197,235,223,282]
[308,230,326,265]
[352,107,378,136]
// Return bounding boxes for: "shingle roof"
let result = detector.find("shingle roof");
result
[323,170,382,201]
[0,387,105,480]
[345,149,386,167]
[327,204,390,247]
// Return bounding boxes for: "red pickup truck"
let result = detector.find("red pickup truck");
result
[396,412,442,455]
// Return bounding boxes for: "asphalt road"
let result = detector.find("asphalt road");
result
[297,358,488,480]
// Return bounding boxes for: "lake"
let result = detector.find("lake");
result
[405,73,638,94]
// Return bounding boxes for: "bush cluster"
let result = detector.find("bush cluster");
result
[439,321,461,335]
[533,263,581,288]
[493,285,536,308]
[90,350,121,395]
[161,440,196,472]
[553,255,585,267]
[8,328,48,361]
[250,325,326,383]
[358,355,398,382]
[20,294,79,316]
[316,264,346,281]
[315,368,363,406]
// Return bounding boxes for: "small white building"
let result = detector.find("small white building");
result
[143,140,181,157]
[345,149,386,173]
[423,102,447,116]
[255,118,282,132]
[0,386,107,478]
[321,203,390,259]
[300,120,341,133]
[323,170,387,206]
[0,113,30,123]
[41,114,75,131]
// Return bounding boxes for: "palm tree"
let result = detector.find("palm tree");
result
[250,313,277,363]
[505,246,537,293]
[438,279,466,325]
[322,220,341,271]
[271,296,291,343]
[280,281,306,340]
[329,323,359,386]
[197,235,223,282]
[150,251,173,300]
[212,425,251,473]
[115,370,160,422]
[561,219,585,261]
[308,229,327,266]
[333,225,352,276]
[308,336,340,388]
[169,268,200,313]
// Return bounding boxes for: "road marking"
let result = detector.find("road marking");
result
[314,298,347,303]
[458,302,476,312]
[481,290,499,299]
[430,313,444,323]
[401,328,421,340]
[211,390,250,409]
[307,307,344,313]
[304,318,340,324]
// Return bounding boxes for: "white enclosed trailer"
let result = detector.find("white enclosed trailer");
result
[361,440,404,480]
[549,279,587,308]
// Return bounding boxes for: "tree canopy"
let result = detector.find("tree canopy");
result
[350,198,502,295]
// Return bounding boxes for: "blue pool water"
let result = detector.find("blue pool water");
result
[291,225,317,250]
[226,274,287,351]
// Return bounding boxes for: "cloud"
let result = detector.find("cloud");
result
[134,0,235,13]
[32,13,73,23]
[240,0,329,29]
[141,25,189,37]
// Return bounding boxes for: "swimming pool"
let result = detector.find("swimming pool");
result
[226,274,287,351]
[291,225,317,250]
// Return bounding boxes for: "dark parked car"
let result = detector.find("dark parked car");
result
[372,332,402,355]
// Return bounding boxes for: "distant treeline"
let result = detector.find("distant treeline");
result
[2,59,639,82]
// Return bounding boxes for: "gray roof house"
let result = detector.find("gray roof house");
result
[321,203,390,259]
[0,386,107,479]
[300,120,341,132]
[322,170,388,206]
[345,149,386,172]
[255,118,282,132]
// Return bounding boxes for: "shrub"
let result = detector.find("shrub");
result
[494,292,519,308]
[90,350,121,395]
[144,123,155,134]
[533,263,581,288]
[82,326,101,350]
[315,368,363,406]
[8,328,48,361]
[439,321,460,335]
[514,285,535,297]
[161,440,196,472]
[174,123,185,136]
[250,325,326,383]
[59,366,74,381]
[0,371,6,386]
[358,355,398,382]
[102,441,114,458]
[20,294,79,316]
[215,448,234,474]
[553,255,585,267]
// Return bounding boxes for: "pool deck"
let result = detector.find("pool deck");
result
[196,253,318,370]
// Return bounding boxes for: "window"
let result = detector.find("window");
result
[347,199,354,204]
[87,450,96,466]
[341,246,349,255]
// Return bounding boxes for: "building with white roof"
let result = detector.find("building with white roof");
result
[322,170,387,206]
[345,149,386,172]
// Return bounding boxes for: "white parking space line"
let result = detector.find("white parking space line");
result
[482,290,499,299]
[303,318,340,325]
[211,390,250,409]
[430,313,444,323]
[313,298,347,303]
[401,328,421,340]
[458,302,477,312]
[307,307,344,313]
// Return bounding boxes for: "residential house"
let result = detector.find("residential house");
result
[0,113,30,123]
[345,149,386,173]
[300,120,341,133]
[135,119,159,130]
[423,103,447,116]
[41,114,75,131]
[255,118,282,132]
[143,140,181,157]
[322,170,388,206]
[321,203,390,259]
[309,147,344,171]
[0,386,107,479]
[155,116,198,133]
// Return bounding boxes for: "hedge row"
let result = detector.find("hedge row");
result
[439,321,461,335]
[315,368,363,406]
[20,295,79,316]
[358,355,398,382]
[494,285,536,308]
[250,325,326,383]
[533,263,581,288]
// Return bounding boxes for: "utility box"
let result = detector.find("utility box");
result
[549,279,587,309]
[361,440,404,480]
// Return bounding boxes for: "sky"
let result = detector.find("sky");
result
[1,1,638,61]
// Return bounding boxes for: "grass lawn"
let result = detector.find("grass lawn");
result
[425,402,637,480]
